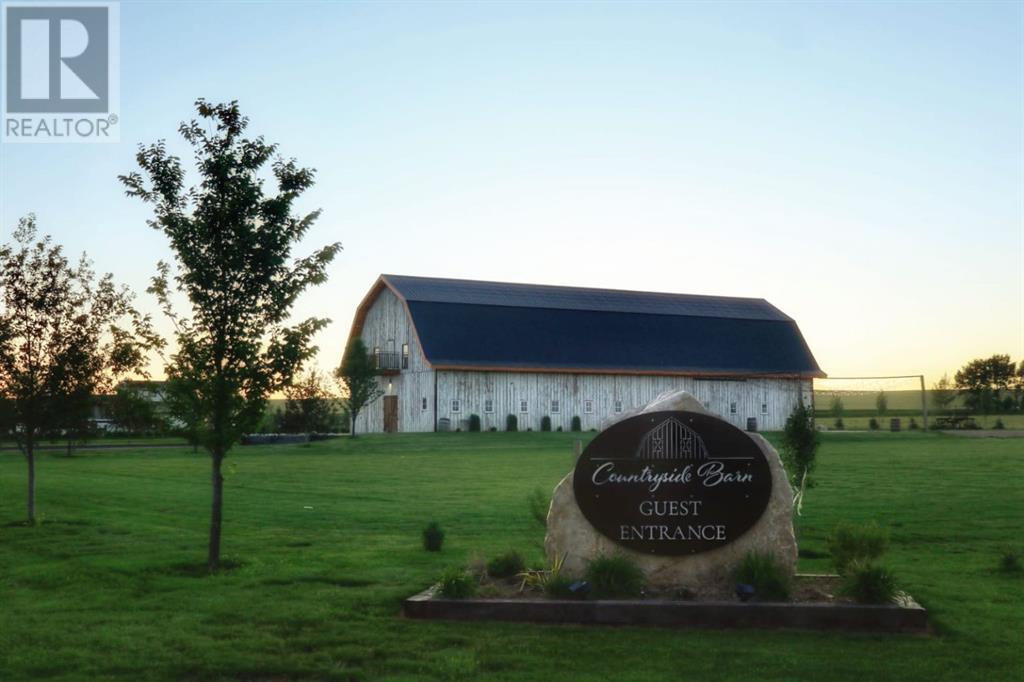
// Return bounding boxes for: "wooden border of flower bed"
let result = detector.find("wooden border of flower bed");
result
[403,588,929,634]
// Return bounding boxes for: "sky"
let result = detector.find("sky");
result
[1,0,1021,388]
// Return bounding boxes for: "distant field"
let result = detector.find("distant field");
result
[1,431,1022,680]
[813,389,950,411]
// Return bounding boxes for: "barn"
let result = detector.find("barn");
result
[346,275,824,433]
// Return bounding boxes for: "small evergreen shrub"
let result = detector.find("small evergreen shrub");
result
[833,418,845,430]
[422,521,445,552]
[571,416,582,432]
[909,418,919,430]
[999,548,1022,573]
[732,551,790,601]
[556,425,563,432]
[869,418,880,430]
[528,488,549,528]
[468,414,481,432]
[585,554,645,598]
[506,414,518,432]
[541,416,551,432]
[488,426,496,432]
[487,550,526,579]
[827,522,890,575]
[994,418,1006,430]
[840,563,897,604]
[438,567,476,599]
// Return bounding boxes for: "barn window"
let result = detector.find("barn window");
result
[614,400,623,413]
[730,402,737,414]
[451,399,461,413]
[421,397,428,411]
[520,400,528,413]
[551,400,560,414]
[761,402,768,415]
[401,343,409,369]
[484,398,494,413]
[584,399,593,414]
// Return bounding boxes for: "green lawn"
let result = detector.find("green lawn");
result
[1,432,1021,681]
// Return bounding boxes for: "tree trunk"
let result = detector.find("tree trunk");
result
[207,453,224,571]
[350,409,358,438]
[26,444,35,525]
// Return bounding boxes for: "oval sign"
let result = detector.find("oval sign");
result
[572,411,772,555]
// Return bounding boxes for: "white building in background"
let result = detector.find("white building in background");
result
[345,275,824,433]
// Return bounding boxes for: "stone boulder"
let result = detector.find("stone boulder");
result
[545,389,797,595]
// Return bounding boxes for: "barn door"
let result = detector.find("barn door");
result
[383,395,398,433]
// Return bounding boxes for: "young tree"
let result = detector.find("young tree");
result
[120,100,341,569]
[781,401,819,516]
[279,369,339,434]
[930,373,956,411]
[336,338,382,437]
[829,395,844,419]
[875,390,888,416]
[0,216,159,523]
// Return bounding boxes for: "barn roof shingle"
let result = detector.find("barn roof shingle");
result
[355,275,824,378]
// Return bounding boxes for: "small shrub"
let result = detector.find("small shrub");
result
[841,563,897,604]
[422,521,445,552]
[732,551,790,601]
[556,425,563,432]
[487,550,526,579]
[999,548,1022,573]
[518,553,566,594]
[488,426,496,432]
[468,414,481,432]
[571,416,582,432]
[528,488,549,528]
[438,567,476,599]
[541,416,551,432]
[506,414,518,432]
[909,418,919,430]
[827,522,890,575]
[994,418,1006,430]
[544,574,575,598]
[868,418,880,430]
[833,418,844,430]
[585,554,645,599]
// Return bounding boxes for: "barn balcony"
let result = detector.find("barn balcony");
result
[371,350,401,375]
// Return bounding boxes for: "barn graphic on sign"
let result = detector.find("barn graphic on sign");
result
[635,417,708,460]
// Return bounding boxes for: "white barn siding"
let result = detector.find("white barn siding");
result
[435,371,810,432]
[354,288,435,434]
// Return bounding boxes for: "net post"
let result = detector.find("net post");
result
[920,375,928,430]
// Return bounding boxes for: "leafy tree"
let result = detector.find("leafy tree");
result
[955,355,1016,416]
[930,373,957,411]
[279,369,339,434]
[875,390,888,416]
[163,374,203,452]
[829,395,844,419]
[336,338,382,437]
[120,100,341,569]
[108,382,164,435]
[781,401,818,516]
[0,216,159,523]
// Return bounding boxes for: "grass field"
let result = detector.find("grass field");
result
[1,431,1022,681]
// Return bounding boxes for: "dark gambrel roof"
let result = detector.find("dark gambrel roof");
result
[354,275,824,378]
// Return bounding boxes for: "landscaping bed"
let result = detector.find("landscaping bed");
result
[404,574,929,633]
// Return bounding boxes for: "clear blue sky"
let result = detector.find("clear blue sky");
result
[1,0,1021,384]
